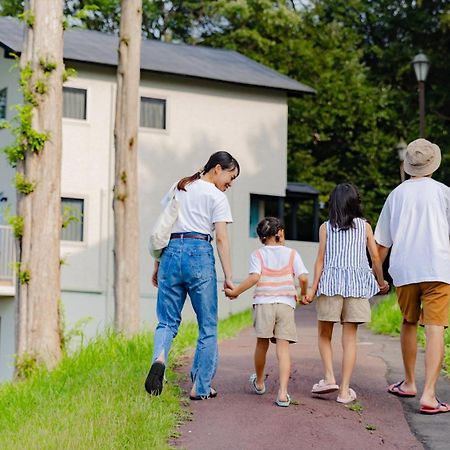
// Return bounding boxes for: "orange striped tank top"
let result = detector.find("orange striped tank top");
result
[253,248,297,298]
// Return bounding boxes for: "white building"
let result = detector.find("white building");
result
[0,17,318,381]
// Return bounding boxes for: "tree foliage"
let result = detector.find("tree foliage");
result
[316,0,450,186]
[191,0,400,223]
[0,0,212,41]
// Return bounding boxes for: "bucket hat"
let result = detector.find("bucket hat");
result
[404,138,441,177]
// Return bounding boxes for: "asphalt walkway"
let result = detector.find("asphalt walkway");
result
[175,302,450,450]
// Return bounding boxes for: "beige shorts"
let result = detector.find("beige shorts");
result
[253,303,297,343]
[396,282,450,326]
[316,295,371,323]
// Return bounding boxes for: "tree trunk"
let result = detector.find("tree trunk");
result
[113,0,142,335]
[15,0,64,371]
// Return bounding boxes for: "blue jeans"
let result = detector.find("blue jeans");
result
[152,236,218,396]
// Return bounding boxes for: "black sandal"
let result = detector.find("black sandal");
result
[144,361,165,395]
[189,388,218,401]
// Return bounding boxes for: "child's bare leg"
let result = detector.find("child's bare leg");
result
[318,321,336,384]
[276,339,290,401]
[254,338,269,388]
[340,322,358,398]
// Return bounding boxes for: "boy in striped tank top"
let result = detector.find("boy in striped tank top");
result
[225,217,308,407]
[306,183,389,404]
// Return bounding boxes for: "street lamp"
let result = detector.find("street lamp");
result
[396,139,407,182]
[412,52,430,138]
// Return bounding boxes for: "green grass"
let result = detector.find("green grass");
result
[369,293,450,377]
[0,309,252,450]
[368,293,403,336]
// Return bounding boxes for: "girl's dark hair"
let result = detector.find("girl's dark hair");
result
[177,151,240,191]
[328,183,363,230]
[256,217,284,244]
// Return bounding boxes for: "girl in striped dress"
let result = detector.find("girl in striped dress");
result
[225,217,308,407]
[307,183,389,404]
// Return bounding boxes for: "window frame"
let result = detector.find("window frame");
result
[249,189,320,243]
[138,92,169,133]
[249,194,284,238]
[60,195,87,245]
[62,86,88,121]
[0,87,7,120]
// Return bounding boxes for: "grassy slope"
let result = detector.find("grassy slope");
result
[0,309,252,449]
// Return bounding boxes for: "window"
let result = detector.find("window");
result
[250,183,320,242]
[0,192,8,225]
[0,224,15,282]
[61,197,84,242]
[63,87,87,120]
[140,97,166,129]
[284,198,317,242]
[250,195,283,238]
[0,88,7,119]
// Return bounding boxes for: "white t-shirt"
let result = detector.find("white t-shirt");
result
[374,178,450,286]
[162,179,233,236]
[249,245,308,308]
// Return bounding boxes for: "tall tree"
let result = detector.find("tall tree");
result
[113,0,142,335]
[13,0,64,370]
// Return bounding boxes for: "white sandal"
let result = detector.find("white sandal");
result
[249,373,266,395]
[276,393,291,407]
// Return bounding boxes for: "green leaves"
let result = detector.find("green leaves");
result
[3,104,48,166]
[15,172,36,195]
[7,214,24,239]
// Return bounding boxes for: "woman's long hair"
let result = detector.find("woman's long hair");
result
[328,183,364,230]
[177,151,240,191]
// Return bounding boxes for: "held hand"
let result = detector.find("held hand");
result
[378,280,389,295]
[305,288,316,304]
[224,287,238,300]
[299,295,309,305]
[223,278,235,291]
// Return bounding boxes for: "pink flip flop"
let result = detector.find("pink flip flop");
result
[336,388,357,404]
[311,379,339,394]
[388,380,416,398]
[420,400,450,415]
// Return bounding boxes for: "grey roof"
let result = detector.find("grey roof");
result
[0,16,315,96]
[287,182,320,196]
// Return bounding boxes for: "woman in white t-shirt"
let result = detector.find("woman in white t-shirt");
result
[145,151,240,400]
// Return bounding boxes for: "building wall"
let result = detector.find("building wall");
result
[0,297,14,381]
[0,57,319,381]
[0,53,19,222]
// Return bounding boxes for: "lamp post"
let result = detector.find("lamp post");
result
[396,139,407,182]
[412,52,430,138]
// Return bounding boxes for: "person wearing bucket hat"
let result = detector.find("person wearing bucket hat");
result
[374,138,450,415]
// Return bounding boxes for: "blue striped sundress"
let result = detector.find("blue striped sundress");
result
[317,218,379,298]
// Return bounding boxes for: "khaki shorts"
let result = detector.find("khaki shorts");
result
[396,282,450,326]
[316,295,371,323]
[253,303,297,343]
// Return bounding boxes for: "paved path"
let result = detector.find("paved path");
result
[175,303,450,450]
